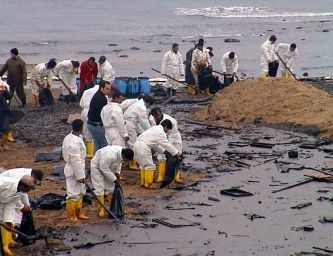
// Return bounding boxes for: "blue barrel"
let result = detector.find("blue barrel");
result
[128,78,139,97]
[138,77,151,95]
[114,77,128,95]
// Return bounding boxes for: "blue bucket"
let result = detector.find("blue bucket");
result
[138,77,150,95]
[114,77,128,95]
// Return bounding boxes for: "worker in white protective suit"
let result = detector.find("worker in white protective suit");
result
[149,108,183,183]
[0,175,35,256]
[275,43,298,78]
[79,83,100,158]
[90,146,134,217]
[53,60,80,100]
[62,119,89,222]
[124,95,155,169]
[221,51,239,76]
[30,59,57,108]
[101,91,129,147]
[98,56,115,82]
[260,35,278,78]
[161,43,185,96]
[0,168,43,223]
[120,98,139,112]
[191,38,212,94]
[133,119,179,189]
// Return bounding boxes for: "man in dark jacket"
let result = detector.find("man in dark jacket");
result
[0,48,27,107]
[0,82,13,150]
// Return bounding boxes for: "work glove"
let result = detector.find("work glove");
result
[21,205,32,213]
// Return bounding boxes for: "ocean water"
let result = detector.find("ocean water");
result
[0,0,332,77]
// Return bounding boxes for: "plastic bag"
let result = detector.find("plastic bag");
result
[18,211,36,245]
[39,88,54,106]
[160,156,181,188]
[37,193,65,210]
[110,182,124,219]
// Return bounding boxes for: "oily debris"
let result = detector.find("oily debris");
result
[194,78,333,138]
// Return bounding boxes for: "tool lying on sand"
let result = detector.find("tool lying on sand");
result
[151,68,195,91]
[52,70,78,101]
[272,171,333,193]
[275,51,297,80]
[85,183,120,222]
[73,240,115,249]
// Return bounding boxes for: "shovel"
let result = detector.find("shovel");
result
[52,70,78,102]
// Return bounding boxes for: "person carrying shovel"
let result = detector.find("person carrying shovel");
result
[90,145,134,217]
[0,175,36,256]
[275,43,298,79]
[53,60,80,102]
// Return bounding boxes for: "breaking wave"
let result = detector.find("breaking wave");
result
[175,6,333,18]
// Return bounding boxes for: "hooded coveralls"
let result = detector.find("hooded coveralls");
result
[161,50,184,89]
[54,60,77,96]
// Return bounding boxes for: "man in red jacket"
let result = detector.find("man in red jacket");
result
[79,57,98,94]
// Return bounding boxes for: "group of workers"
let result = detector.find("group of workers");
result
[0,34,299,255]
[161,36,297,95]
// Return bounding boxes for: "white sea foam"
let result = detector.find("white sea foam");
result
[175,6,333,18]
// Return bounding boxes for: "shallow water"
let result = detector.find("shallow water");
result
[1,1,332,78]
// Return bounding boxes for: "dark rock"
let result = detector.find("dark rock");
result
[224,38,240,43]
[296,27,303,29]
[119,55,129,58]
[153,50,162,53]
[108,43,118,46]
[130,47,140,50]
[322,29,330,32]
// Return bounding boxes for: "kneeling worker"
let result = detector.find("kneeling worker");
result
[90,145,134,217]
[150,108,183,183]
[62,119,89,222]
[0,175,35,256]
[134,119,179,189]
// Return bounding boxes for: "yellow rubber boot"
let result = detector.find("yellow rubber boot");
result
[6,132,14,142]
[75,196,90,220]
[144,169,155,189]
[156,161,166,183]
[129,160,138,170]
[66,200,78,222]
[187,86,196,95]
[106,193,113,205]
[260,72,268,78]
[96,195,105,218]
[174,170,182,183]
[86,140,94,158]
[140,169,145,187]
[6,223,17,248]
[1,226,14,256]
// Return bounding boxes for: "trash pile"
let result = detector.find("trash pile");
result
[195,78,333,138]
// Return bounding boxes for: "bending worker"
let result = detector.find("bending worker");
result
[30,59,57,108]
[150,107,183,183]
[133,119,179,189]
[260,35,278,77]
[161,43,184,96]
[79,81,100,158]
[98,56,115,82]
[62,119,89,222]
[0,175,35,256]
[275,43,298,78]
[101,91,129,147]
[53,60,80,101]
[90,145,134,217]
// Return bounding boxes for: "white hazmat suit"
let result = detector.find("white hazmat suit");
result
[62,133,86,200]
[221,52,239,74]
[120,98,139,112]
[0,176,22,224]
[30,63,54,96]
[54,60,77,96]
[100,60,115,82]
[124,99,151,147]
[161,50,184,89]
[260,39,278,73]
[101,102,128,147]
[275,43,298,73]
[90,145,123,196]
[134,125,178,171]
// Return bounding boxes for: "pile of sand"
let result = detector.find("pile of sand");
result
[195,78,333,138]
